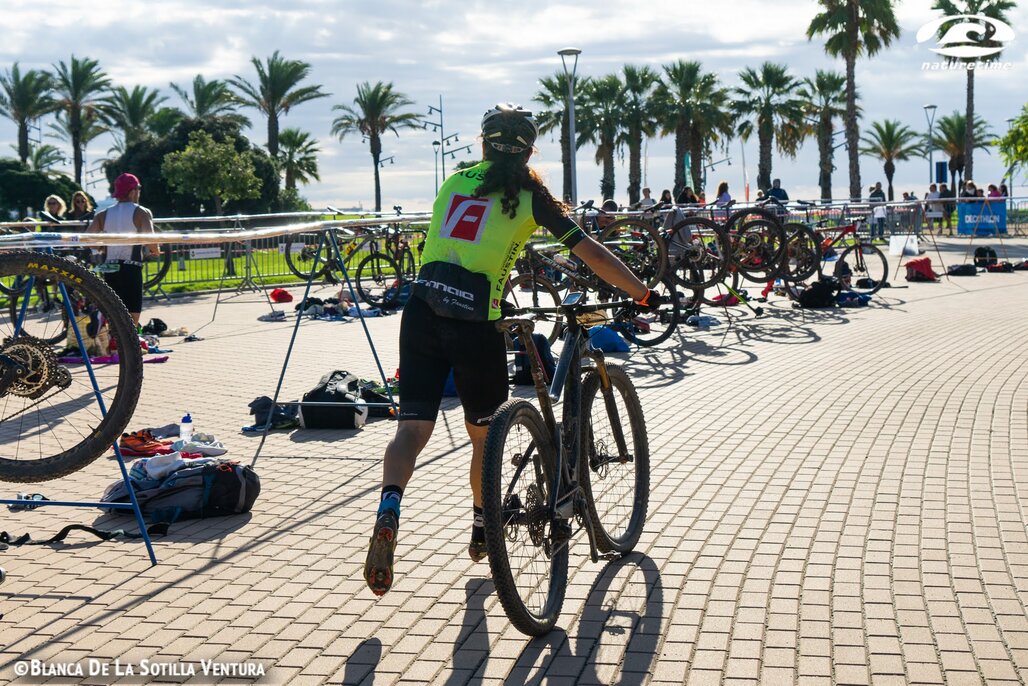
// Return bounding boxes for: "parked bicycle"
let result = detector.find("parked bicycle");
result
[283,225,409,307]
[482,292,650,635]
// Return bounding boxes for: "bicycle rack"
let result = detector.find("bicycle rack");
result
[250,230,398,467]
[0,252,158,566]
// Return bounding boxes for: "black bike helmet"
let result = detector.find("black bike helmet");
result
[481,103,538,154]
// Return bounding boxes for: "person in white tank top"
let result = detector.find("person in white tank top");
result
[87,173,160,325]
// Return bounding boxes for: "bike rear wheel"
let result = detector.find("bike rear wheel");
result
[781,224,821,283]
[580,365,649,554]
[505,273,563,344]
[284,230,337,280]
[0,251,143,483]
[666,216,730,289]
[482,399,568,636]
[142,246,173,290]
[597,218,667,287]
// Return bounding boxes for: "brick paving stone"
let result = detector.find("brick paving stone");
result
[1,244,1027,684]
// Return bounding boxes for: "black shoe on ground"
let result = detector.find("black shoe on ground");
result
[468,540,487,563]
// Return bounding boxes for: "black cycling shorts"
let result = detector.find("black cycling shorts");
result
[397,295,507,425]
[102,263,143,314]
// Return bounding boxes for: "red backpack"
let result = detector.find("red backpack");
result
[905,257,938,282]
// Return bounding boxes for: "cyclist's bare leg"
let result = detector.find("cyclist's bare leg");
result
[381,420,434,489]
[367,419,434,596]
[466,421,488,508]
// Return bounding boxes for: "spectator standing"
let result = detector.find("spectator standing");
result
[999,183,1009,197]
[676,186,699,205]
[87,173,160,327]
[715,181,732,207]
[635,187,656,210]
[924,184,943,233]
[869,183,887,241]
[658,189,673,206]
[766,178,789,203]
[987,184,1001,198]
[939,182,954,235]
[41,195,66,223]
[67,191,94,222]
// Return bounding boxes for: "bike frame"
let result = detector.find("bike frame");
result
[497,298,634,562]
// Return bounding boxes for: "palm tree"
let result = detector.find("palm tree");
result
[278,128,320,190]
[26,143,65,172]
[798,70,849,201]
[932,0,1015,183]
[732,62,806,193]
[577,74,626,201]
[229,51,328,158]
[171,75,250,128]
[330,81,420,212]
[100,85,167,149]
[52,55,110,185]
[929,111,993,190]
[808,0,900,200]
[687,74,735,194]
[859,120,925,200]
[653,60,702,195]
[533,71,590,203]
[0,63,55,164]
[621,65,659,206]
[48,108,108,179]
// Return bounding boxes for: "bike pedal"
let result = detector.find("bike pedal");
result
[598,551,622,562]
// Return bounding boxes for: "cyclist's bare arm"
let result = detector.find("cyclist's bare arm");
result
[571,236,648,301]
[133,207,160,258]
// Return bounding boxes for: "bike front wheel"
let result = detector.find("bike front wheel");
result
[354,252,403,307]
[616,275,681,347]
[836,243,889,294]
[580,365,649,554]
[0,251,143,483]
[482,399,568,636]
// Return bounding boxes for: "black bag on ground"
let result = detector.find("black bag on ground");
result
[101,460,261,524]
[973,246,998,267]
[511,333,556,386]
[798,277,841,309]
[358,380,395,418]
[141,318,168,336]
[299,371,368,429]
[947,264,978,276]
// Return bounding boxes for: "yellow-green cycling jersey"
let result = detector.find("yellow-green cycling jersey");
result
[419,161,585,321]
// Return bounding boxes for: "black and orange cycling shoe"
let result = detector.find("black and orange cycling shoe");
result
[364,510,399,596]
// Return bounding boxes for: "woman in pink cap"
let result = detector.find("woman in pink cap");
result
[87,173,160,326]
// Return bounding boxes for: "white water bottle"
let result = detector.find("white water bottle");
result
[180,413,193,443]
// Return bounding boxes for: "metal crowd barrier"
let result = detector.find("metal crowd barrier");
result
[0,211,432,293]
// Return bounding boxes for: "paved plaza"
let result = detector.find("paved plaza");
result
[1,237,1027,685]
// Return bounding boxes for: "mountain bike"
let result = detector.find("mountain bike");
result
[0,250,143,483]
[483,292,650,635]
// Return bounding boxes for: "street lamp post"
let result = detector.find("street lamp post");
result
[558,47,581,206]
[924,104,938,185]
[432,140,441,195]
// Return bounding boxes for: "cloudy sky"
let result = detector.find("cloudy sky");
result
[2,0,1026,213]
